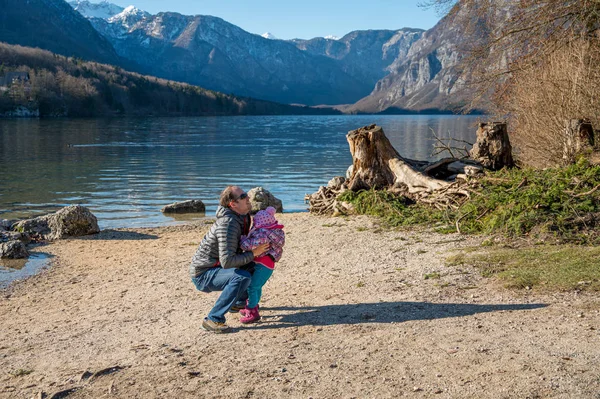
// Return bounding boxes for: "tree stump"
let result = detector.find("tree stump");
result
[563,119,595,164]
[308,124,487,215]
[346,124,450,193]
[470,122,514,170]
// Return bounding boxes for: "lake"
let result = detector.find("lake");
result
[0,115,481,229]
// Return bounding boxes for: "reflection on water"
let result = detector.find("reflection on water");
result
[0,115,482,229]
[0,252,52,287]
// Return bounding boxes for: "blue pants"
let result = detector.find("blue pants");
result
[192,267,251,323]
[247,264,274,308]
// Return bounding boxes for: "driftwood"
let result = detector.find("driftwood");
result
[308,124,492,215]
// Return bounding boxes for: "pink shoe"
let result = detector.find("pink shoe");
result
[240,306,261,324]
[239,304,258,317]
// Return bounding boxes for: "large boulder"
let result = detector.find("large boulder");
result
[0,240,29,259]
[161,200,206,214]
[13,205,99,240]
[248,187,283,214]
[46,205,100,240]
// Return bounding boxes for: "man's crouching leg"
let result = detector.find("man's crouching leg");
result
[229,261,255,313]
[195,268,251,333]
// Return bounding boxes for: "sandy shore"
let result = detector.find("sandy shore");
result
[1,213,599,398]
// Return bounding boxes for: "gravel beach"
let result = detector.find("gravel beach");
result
[1,213,599,398]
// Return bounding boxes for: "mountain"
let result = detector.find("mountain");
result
[0,0,121,65]
[3,0,475,112]
[83,12,376,105]
[71,2,426,106]
[68,0,124,19]
[261,32,278,40]
[347,7,482,113]
[292,29,423,100]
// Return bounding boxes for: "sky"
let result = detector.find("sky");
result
[105,0,443,40]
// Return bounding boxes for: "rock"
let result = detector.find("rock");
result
[345,165,354,179]
[12,215,51,237]
[464,165,484,176]
[0,219,15,231]
[327,176,346,190]
[46,206,100,240]
[447,161,484,176]
[0,231,31,245]
[248,187,283,213]
[0,240,29,259]
[161,200,206,214]
[13,205,99,241]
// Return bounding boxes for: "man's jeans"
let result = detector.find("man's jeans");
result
[192,267,251,323]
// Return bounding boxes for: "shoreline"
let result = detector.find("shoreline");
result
[1,213,599,398]
[0,210,312,288]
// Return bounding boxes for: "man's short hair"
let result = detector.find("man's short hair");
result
[219,186,238,207]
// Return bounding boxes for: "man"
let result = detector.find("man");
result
[190,186,269,333]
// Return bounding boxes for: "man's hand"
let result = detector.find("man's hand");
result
[252,243,270,257]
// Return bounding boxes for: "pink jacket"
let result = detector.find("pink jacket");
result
[240,226,285,269]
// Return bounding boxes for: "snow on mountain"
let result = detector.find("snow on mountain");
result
[261,32,278,40]
[68,0,124,19]
[108,5,150,29]
[66,2,461,110]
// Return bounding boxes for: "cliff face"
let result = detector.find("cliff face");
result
[292,29,423,94]
[348,8,477,113]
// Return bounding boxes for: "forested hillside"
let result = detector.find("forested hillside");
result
[0,43,337,117]
[0,0,121,65]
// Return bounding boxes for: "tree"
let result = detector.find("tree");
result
[421,0,600,166]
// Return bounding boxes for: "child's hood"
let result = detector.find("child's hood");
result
[252,206,283,230]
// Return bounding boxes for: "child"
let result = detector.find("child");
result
[239,206,285,323]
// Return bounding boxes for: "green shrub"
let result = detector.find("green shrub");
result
[339,159,600,244]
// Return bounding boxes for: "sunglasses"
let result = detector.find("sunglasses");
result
[235,192,248,201]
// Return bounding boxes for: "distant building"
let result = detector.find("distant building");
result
[0,72,30,91]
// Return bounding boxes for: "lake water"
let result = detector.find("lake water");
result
[0,115,481,229]
[0,114,482,285]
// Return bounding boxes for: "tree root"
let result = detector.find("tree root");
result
[308,177,481,216]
